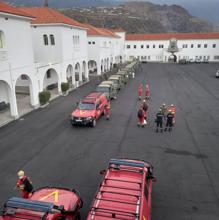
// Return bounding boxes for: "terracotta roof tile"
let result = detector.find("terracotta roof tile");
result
[110,28,126,33]
[83,24,120,38]
[19,7,86,29]
[0,1,33,18]
[126,33,219,41]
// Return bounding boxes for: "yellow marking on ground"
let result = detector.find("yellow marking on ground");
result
[39,190,59,203]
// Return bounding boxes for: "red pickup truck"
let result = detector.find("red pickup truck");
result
[71,92,109,127]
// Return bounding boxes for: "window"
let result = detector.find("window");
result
[127,45,130,49]
[141,45,144,49]
[213,44,216,48]
[47,70,51,78]
[88,41,91,44]
[183,44,188,48]
[148,56,150,60]
[197,44,201,48]
[146,45,149,49]
[159,44,164,48]
[43,35,48,45]
[50,35,55,45]
[204,44,207,48]
[153,45,155,48]
[0,31,3,48]
[92,42,95,44]
[134,45,137,49]
[191,44,194,48]
[21,75,28,80]
[214,56,219,60]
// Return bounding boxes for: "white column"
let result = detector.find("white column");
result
[10,87,18,119]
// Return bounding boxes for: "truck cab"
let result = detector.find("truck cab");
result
[0,187,83,220]
[87,158,156,220]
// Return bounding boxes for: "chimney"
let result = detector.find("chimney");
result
[44,0,49,7]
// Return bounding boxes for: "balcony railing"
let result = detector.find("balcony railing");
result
[0,50,8,61]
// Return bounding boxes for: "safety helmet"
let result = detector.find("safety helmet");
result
[18,170,24,179]
[162,103,166,106]
[171,104,174,107]
[143,99,146,103]
[168,109,172,112]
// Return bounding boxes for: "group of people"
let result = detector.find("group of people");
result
[155,103,176,133]
[137,83,176,132]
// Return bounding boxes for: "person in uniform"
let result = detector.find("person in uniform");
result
[145,84,150,100]
[169,104,176,124]
[16,170,33,199]
[105,102,111,120]
[160,103,168,120]
[155,109,164,133]
[137,106,145,127]
[165,109,174,132]
[142,100,148,124]
[138,84,143,100]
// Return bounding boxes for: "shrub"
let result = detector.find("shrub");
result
[39,90,51,105]
[61,82,69,93]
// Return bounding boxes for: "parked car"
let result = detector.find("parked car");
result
[195,58,201,63]
[216,70,219,78]
[87,158,156,220]
[117,70,129,84]
[0,186,83,220]
[97,81,117,100]
[108,75,122,91]
[71,92,109,127]
[179,59,187,64]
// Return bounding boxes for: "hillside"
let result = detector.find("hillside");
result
[60,2,213,33]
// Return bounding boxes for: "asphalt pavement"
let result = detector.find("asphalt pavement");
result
[0,63,219,220]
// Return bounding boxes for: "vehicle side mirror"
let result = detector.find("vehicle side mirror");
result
[99,169,106,175]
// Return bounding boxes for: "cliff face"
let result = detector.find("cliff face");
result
[61,1,213,33]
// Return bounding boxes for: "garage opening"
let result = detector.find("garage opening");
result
[43,68,59,99]
[15,74,34,117]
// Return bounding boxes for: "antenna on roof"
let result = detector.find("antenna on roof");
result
[44,0,49,7]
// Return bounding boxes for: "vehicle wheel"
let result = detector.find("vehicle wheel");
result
[92,119,96,127]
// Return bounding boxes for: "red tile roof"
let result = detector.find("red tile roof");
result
[0,1,33,18]
[110,28,126,33]
[126,33,219,41]
[19,7,86,29]
[84,24,120,38]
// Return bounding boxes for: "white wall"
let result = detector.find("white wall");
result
[125,39,219,62]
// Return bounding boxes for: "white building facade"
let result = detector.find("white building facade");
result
[0,2,38,119]
[125,33,219,63]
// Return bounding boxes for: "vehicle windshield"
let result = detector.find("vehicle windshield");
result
[110,79,119,84]
[78,102,95,110]
[97,87,109,93]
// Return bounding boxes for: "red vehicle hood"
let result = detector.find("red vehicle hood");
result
[72,109,96,118]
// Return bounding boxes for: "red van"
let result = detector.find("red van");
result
[0,187,83,220]
[87,158,156,220]
[71,92,109,127]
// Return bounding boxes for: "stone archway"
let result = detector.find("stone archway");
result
[43,68,59,98]
[15,74,34,116]
[82,61,87,82]
[75,63,81,87]
[66,64,74,86]
[0,80,14,124]
[88,60,98,75]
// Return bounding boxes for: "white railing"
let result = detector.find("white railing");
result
[0,51,8,61]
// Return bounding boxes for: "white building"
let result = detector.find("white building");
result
[0,2,38,119]
[125,33,219,63]
[85,24,124,76]
[20,7,89,93]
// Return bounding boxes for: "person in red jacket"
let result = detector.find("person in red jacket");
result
[169,104,176,124]
[105,102,111,120]
[145,84,150,100]
[138,84,143,100]
[142,100,148,124]
[16,170,33,199]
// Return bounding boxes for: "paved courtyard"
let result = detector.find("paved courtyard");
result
[0,63,219,220]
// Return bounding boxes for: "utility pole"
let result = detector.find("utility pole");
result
[44,0,49,7]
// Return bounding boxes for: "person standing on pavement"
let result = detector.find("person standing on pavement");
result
[155,109,164,133]
[138,84,143,100]
[169,104,176,124]
[16,170,33,199]
[137,106,145,127]
[165,109,174,132]
[105,101,111,120]
[160,103,168,120]
[145,84,150,100]
[142,100,148,124]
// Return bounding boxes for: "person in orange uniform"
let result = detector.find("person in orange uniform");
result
[145,84,150,100]
[169,104,176,124]
[138,84,143,100]
[105,102,111,120]
[16,170,33,199]
[137,106,145,127]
